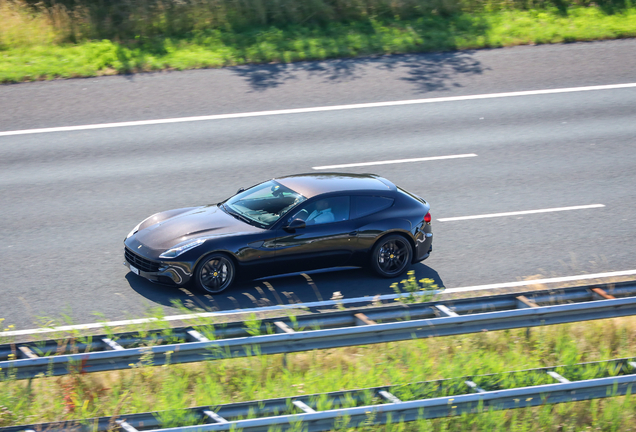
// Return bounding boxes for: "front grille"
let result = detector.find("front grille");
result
[125,247,162,273]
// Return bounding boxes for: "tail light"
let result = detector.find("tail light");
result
[424,212,431,224]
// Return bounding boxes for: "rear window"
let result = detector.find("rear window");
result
[352,196,394,219]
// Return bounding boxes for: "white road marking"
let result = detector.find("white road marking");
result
[442,270,636,294]
[2,83,636,137]
[438,204,605,222]
[312,154,477,170]
[2,269,635,337]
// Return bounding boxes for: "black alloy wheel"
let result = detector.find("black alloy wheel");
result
[371,234,412,278]
[195,253,235,294]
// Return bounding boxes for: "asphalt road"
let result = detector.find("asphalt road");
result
[1,39,635,330]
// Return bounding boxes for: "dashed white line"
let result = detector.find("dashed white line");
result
[312,153,477,170]
[2,268,634,337]
[1,83,636,137]
[438,204,605,222]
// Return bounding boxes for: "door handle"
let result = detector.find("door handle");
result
[348,231,358,236]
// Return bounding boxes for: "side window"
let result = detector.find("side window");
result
[352,196,394,219]
[289,196,350,226]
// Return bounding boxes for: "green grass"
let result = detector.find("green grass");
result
[1,6,636,83]
[1,316,636,429]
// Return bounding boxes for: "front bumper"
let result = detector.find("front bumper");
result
[124,246,192,286]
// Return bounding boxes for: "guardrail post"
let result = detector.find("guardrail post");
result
[102,338,124,351]
[274,321,295,334]
[434,305,458,317]
[547,371,570,383]
[354,313,376,326]
[516,296,539,339]
[116,420,139,432]
[18,346,38,359]
[465,380,486,393]
[186,330,210,342]
[293,400,317,413]
[274,321,295,369]
[591,288,615,300]
[203,409,229,424]
[516,296,539,309]
[378,390,402,403]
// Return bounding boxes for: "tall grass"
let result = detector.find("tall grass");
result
[1,317,636,428]
[2,6,636,83]
[2,0,634,43]
[1,0,635,82]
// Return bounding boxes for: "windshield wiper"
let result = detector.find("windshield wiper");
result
[222,204,259,227]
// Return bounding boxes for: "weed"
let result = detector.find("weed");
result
[391,271,442,304]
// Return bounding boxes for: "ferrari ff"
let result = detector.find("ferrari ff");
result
[124,173,433,294]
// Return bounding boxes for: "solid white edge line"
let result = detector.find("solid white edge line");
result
[3,269,635,337]
[2,83,636,137]
[438,204,605,222]
[312,154,477,170]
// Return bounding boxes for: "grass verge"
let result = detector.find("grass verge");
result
[1,316,636,429]
[1,6,636,83]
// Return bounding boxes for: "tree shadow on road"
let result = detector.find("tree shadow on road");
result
[126,263,445,314]
[230,50,487,94]
[227,14,492,94]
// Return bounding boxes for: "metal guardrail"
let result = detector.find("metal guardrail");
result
[1,281,635,381]
[3,358,636,432]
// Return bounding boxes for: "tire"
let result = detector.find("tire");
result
[370,234,413,278]
[194,253,236,294]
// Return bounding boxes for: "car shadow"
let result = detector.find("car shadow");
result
[126,263,444,314]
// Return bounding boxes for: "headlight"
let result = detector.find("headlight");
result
[159,239,205,259]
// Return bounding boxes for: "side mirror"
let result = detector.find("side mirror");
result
[236,187,245,194]
[284,218,306,231]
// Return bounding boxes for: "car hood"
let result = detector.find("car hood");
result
[134,205,262,251]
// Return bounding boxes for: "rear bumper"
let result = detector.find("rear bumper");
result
[413,225,433,262]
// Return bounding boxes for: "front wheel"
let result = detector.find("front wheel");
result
[370,235,412,278]
[194,253,235,294]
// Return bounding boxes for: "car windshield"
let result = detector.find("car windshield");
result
[222,180,306,228]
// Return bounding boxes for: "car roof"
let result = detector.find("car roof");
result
[275,173,395,198]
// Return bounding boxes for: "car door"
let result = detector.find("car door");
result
[274,196,359,273]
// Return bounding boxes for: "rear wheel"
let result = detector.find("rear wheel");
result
[194,253,235,294]
[370,234,412,278]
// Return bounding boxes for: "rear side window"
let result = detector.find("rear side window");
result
[352,196,394,219]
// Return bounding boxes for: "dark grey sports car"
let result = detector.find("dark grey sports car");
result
[124,173,432,294]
